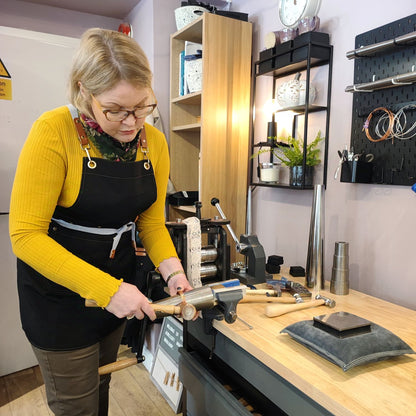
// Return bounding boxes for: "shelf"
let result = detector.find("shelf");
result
[171,16,203,43]
[172,92,202,105]
[172,123,201,132]
[251,181,314,190]
[253,141,290,148]
[255,42,332,77]
[275,104,327,114]
[257,56,330,77]
[171,205,197,213]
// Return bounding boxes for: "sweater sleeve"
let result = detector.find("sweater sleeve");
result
[9,112,122,307]
[136,124,178,267]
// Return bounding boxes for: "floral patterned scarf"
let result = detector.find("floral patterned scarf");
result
[79,113,141,162]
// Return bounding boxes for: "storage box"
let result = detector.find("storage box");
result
[293,31,330,48]
[292,44,331,63]
[259,47,274,61]
[168,191,199,206]
[340,161,373,183]
[214,10,248,22]
[275,40,293,54]
[258,58,275,74]
[275,52,292,68]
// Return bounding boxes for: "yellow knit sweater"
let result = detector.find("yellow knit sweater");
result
[9,106,177,307]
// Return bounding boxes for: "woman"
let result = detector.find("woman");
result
[9,28,192,416]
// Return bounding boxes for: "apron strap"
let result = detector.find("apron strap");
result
[52,217,136,259]
[67,104,150,170]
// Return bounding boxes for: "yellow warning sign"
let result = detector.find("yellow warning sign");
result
[0,58,11,78]
[0,78,12,100]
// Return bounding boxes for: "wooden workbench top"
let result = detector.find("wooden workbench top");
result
[214,279,416,416]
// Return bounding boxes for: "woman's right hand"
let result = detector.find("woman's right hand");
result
[105,282,156,321]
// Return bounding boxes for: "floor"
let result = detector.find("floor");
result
[0,347,181,416]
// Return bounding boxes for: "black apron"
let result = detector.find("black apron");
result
[17,132,157,350]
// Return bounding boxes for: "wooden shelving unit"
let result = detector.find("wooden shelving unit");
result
[169,13,252,261]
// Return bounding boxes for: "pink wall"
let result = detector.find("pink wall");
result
[127,0,177,135]
[233,0,416,310]
[0,0,121,37]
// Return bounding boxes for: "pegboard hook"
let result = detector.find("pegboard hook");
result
[391,77,413,85]
[353,85,374,93]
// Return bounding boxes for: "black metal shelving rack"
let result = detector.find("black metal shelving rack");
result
[248,35,333,189]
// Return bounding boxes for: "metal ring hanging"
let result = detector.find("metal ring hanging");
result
[88,160,97,169]
[83,146,97,169]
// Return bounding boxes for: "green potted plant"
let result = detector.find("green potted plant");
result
[274,131,324,187]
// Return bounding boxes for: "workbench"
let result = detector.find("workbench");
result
[180,279,416,416]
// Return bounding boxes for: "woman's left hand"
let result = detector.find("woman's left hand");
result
[167,272,193,296]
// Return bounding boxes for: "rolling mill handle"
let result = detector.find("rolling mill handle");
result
[265,294,336,318]
[210,197,247,252]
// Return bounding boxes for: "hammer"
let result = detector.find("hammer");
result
[87,280,246,375]
[265,294,336,318]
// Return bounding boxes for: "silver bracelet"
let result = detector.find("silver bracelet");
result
[166,270,184,284]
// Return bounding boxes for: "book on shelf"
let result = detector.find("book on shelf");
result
[179,50,185,96]
[178,42,203,96]
[183,41,203,95]
[185,41,202,56]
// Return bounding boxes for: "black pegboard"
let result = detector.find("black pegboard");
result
[349,14,416,185]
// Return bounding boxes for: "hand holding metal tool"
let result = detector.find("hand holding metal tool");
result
[85,298,198,321]
[87,280,246,375]
[155,279,246,324]
[264,294,336,318]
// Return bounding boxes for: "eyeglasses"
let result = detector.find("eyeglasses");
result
[91,94,157,122]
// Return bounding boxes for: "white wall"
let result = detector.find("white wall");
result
[232,0,416,310]
[0,0,177,136]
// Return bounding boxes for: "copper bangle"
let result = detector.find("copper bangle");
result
[363,107,394,142]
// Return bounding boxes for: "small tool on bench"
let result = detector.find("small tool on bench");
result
[240,295,297,304]
[265,294,336,318]
[246,288,281,297]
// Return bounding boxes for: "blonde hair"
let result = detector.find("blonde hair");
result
[68,28,153,117]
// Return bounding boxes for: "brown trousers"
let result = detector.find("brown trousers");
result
[32,323,126,416]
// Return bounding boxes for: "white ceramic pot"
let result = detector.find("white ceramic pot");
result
[277,73,316,108]
[174,6,207,31]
